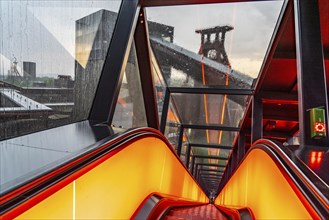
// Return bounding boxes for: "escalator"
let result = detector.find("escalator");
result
[137,139,328,219]
[1,128,328,219]
[164,204,229,220]
[215,139,329,219]
[1,128,208,219]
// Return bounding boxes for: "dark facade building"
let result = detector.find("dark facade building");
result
[23,62,36,79]
[74,10,117,120]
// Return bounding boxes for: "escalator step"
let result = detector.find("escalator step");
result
[164,204,229,220]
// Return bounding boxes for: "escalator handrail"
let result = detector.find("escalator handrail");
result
[1,127,206,216]
[253,139,329,209]
[218,139,329,219]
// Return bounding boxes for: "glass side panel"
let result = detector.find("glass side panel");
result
[180,143,188,162]
[150,49,166,122]
[146,1,283,88]
[112,41,147,130]
[171,93,249,127]
[164,97,181,150]
[192,147,231,159]
[186,128,237,146]
[0,0,122,140]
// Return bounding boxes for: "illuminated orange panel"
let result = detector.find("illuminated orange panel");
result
[14,136,207,220]
[310,151,324,169]
[215,149,315,219]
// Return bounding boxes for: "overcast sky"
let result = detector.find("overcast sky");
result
[0,0,283,79]
[146,0,283,78]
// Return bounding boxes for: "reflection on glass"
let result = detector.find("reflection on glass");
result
[186,128,237,146]
[0,1,122,140]
[112,41,147,130]
[150,49,166,122]
[146,1,283,88]
[171,93,249,128]
[192,147,231,158]
[180,143,188,162]
[164,98,181,150]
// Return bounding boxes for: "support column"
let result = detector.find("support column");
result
[177,126,184,157]
[134,9,159,129]
[252,96,263,143]
[230,148,237,173]
[191,156,195,175]
[185,144,191,169]
[237,132,245,164]
[294,0,329,148]
[160,88,170,134]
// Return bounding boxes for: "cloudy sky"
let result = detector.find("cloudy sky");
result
[146,0,283,78]
[0,0,283,79]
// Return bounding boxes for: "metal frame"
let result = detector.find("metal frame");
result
[191,155,227,175]
[195,163,226,168]
[134,8,159,129]
[141,0,253,7]
[294,0,329,148]
[197,169,223,179]
[169,87,253,95]
[193,155,228,160]
[200,173,222,178]
[197,169,224,174]
[237,132,245,163]
[89,0,140,124]
[160,88,170,133]
[251,95,263,143]
[185,144,191,168]
[181,124,239,131]
[177,127,184,156]
[190,143,232,150]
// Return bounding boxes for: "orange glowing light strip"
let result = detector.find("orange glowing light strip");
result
[200,52,210,144]
[199,41,212,163]
[217,6,236,155]
[217,69,229,147]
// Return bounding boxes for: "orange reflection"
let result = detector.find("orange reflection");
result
[309,151,324,170]
[200,54,210,143]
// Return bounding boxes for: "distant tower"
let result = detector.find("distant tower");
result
[195,25,233,66]
[7,56,22,81]
[23,61,36,79]
[8,57,20,77]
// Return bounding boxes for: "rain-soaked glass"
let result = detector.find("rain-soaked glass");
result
[146,1,283,88]
[171,93,249,128]
[164,97,181,151]
[0,0,121,140]
[185,128,238,146]
[112,41,147,130]
[150,49,167,122]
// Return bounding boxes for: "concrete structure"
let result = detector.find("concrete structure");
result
[74,10,117,120]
